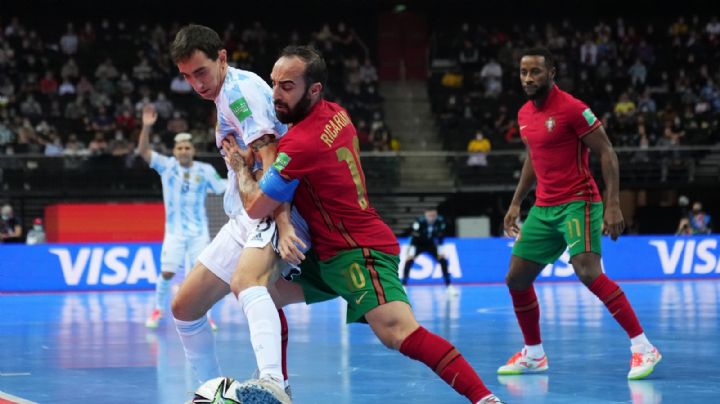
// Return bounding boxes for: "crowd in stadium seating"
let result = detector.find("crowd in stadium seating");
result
[0,17,388,156]
[429,15,720,152]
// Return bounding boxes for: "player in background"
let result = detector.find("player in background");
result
[168,24,310,402]
[497,47,661,380]
[222,45,504,404]
[137,104,226,331]
[401,208,457,295]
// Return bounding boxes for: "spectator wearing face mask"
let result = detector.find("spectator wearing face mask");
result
[1,204,23,243]
[678,201,712,235]
[26,217,46,245]
[467,130,492,167]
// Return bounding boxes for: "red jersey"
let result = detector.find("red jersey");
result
[276,99,399,260]
[517,85,602,206]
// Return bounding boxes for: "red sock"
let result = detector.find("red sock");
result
[400,326,491,402]
[278,308,289,381]
[588,274,643,338]
[510,286,542,346]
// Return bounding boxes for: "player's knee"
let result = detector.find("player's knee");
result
[383,337,402,350]
[574,265,601,286]
[505,272,530,290]
[171,295,200,321]
[369,312,417,350]
[571,255,602,286]
[229,275,243,298]
[387,324,418,350]
[230,269,266,298]
[377,327,405,350]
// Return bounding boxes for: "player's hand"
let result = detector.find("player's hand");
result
[222,135,254,173]
[278,228,306,265]
[142,104,158,126]
[603,204,625,241]
[504,204,521,237]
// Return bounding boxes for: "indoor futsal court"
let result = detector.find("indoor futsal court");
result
[1,281,717,403]
[1,1,719,403]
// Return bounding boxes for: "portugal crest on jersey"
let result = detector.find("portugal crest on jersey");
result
[545,117,556,132]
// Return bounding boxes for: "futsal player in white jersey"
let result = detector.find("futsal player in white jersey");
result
[168,24,311,402]
[136,104,226,330]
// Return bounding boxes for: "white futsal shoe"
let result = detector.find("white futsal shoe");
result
[251,369,292,400]
[628,346,662,380]
[497,348,549,375]
[234,375,291,404]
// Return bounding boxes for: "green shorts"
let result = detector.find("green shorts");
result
[293,248,410,323]
[512,201,603,264]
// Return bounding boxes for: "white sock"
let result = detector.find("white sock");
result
[174,316,221,386]
[525,343,545,358]
[155,276,172,311]
[630,333,652,352]
[239,286,283,384]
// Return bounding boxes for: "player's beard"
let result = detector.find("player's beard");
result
[525,79,551,101]
[276,90,313,124]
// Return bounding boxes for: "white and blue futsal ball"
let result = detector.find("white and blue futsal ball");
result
[192,377,242,404]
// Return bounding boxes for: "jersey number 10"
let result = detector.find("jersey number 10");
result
[336,136,369,210]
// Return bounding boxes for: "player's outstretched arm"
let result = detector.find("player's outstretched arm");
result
[206,165,227,195]
[137,104,158,164]
[505,155,536,237]
[583,126,624,240]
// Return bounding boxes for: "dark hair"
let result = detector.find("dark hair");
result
[170,24,223,63]
[279,45,328,91]
[521,47,555,69]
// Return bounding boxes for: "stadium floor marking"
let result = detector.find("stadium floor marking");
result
[0,391,38,404]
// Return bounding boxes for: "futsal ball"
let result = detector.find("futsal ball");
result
[192,377,242,403]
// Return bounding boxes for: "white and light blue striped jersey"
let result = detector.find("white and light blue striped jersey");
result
[214,66,287,217]
[150,151,227,236]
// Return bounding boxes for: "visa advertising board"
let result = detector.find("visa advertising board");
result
[1,236,718,292]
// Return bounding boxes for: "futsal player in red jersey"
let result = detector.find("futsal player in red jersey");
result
[221,45,504,404]
[497,47,661,380]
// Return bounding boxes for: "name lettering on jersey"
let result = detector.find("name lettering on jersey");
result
[230,97,252,122]
[545,117,555,132]
[582,108,597,126]
[320,110,352,147]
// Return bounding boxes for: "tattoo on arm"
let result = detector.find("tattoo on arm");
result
[251,134,276,152]
[235,159,260,205]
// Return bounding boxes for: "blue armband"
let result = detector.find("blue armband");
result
[259,165,299,202]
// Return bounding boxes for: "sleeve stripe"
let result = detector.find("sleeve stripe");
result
[578,121,602,138]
